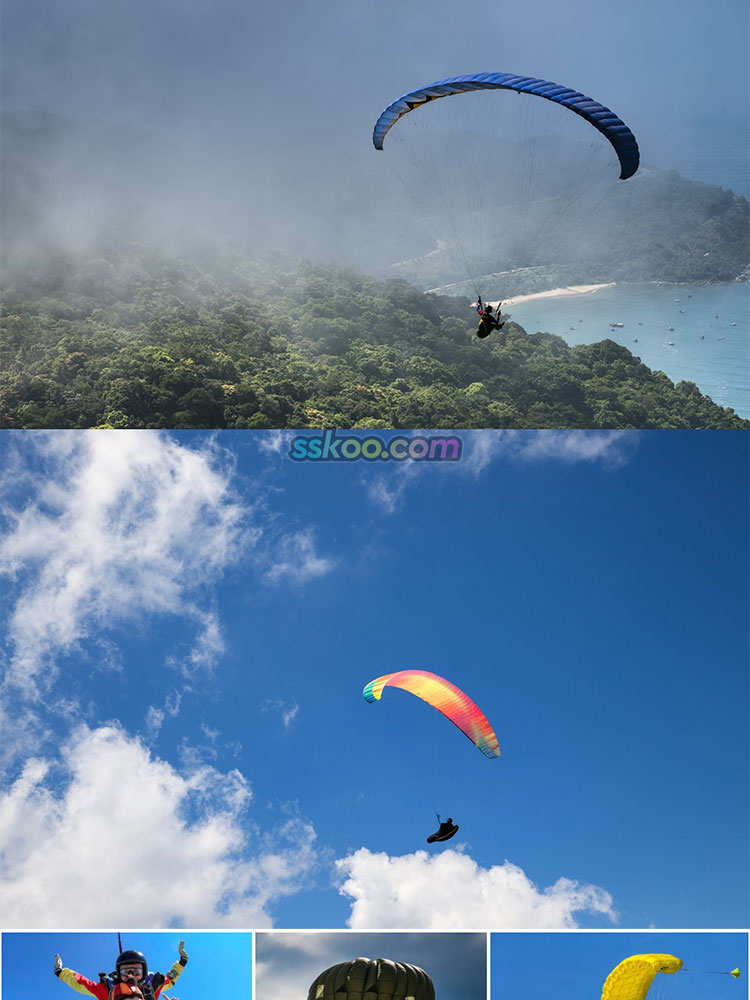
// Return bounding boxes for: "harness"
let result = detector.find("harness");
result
[109,977,157,999]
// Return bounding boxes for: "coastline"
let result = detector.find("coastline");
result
[492,279,749,418]
[500,283,616,308]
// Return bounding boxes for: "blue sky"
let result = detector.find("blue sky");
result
[491,932,748,999]
[0,430,747,930]
[1,931,252,999]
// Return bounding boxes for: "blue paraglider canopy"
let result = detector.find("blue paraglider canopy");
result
[373,72,639,180]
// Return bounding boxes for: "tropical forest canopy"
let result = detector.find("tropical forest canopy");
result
[1,237,747,430]
[1,109,748,430]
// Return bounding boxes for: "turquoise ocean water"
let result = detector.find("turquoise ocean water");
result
[506,282,749,418]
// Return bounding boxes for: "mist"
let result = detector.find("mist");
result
[2,0,748,272]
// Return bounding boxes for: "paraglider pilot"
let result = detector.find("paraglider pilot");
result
[427,815,459,843]
[475,297,504,339]
[54,941,188,999]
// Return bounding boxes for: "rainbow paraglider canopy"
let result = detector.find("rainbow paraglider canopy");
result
[362,669,500,758]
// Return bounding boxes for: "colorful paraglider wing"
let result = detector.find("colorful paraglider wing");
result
[601,954,683,1000]
[372,72,639,180]
[362,669,500,758]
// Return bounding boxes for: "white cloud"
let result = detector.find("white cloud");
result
[453,430,637,475]
[1,432,247,695]
[365,461,421,514]
[261,698,300,732]
[282,703,300,730]
[256,430,294,455]
[503,430,637,468]
[145,690,182,738]
[264,529,335,584]
[0,725,318,927]
[165,608,226,678]
[365,430,637,512]
[145,706,166,736]
[335,848,615,929]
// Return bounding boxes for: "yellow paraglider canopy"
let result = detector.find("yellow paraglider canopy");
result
[601,954,683,1000]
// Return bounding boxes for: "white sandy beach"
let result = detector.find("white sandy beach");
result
[495,283,616,309]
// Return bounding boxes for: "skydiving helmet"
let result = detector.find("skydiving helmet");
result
[116,950,148,984]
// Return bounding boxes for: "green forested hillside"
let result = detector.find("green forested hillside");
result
[389,168,750,296]
[1,243,746,429]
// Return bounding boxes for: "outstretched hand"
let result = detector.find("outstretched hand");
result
[177,941,188,961]
[54,954,63,975]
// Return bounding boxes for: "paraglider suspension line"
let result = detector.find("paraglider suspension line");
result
[682,967,742,978]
